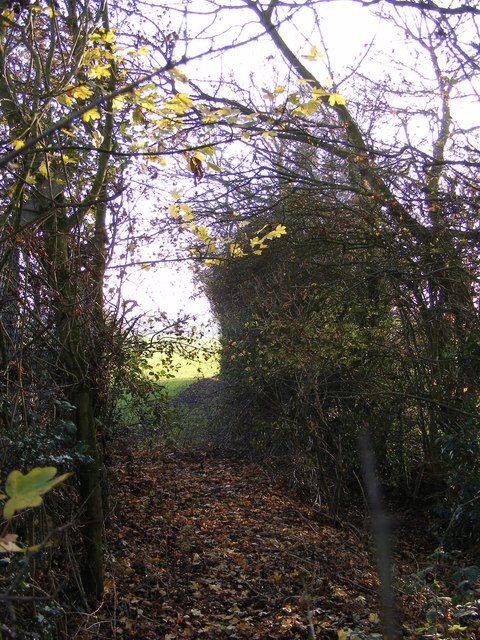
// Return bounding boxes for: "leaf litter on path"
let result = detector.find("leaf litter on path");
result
[70,445,413,639]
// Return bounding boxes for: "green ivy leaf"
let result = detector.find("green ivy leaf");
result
[3,467,72,520]
[463,565,479,581]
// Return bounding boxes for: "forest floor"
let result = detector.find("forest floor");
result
[68,440,480,640]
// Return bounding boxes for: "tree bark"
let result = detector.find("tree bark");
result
[74,386,104,600]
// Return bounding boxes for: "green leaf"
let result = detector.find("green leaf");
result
[3,467,72,520]
[425,608,438,623]
[131,107,146,124]
[452,565,479,583]
[463,565,479,581]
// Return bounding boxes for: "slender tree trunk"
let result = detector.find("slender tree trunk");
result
[51,216,106,600]
[74,385,104,599]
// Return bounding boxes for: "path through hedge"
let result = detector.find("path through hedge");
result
[71,445,424,639]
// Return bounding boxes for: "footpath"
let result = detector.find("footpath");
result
[71,445,435,639]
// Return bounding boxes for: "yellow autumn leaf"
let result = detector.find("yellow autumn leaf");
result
[112,95,125,110]
[91,129,103,146]
[250,236,268,250]
[37,162,48,178]
[312,86,328,99]
[192,224,209,241]
[82,108,101,122]
[165,93,192,114]
[102,30,115,44]
[139,98,155,111]
[56,94,72,107]
[169,67,189,82]
[87,64,111,80]
[303,45,323,60]
[267,224,287,239]
[294,100,317,116]
[135,45,149,55]
[180,203,193,213]
[88,31,102,42]
[230,243,245,258]
[167,203,179,217]
[328,93,346,106]
[70,85,93,100]
[12,139,24,150]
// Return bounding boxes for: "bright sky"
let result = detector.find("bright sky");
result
[116,258,214,327]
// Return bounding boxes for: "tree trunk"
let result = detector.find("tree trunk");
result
[74,385,104,600]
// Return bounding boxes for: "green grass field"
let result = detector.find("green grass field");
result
[149,338,220,397]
